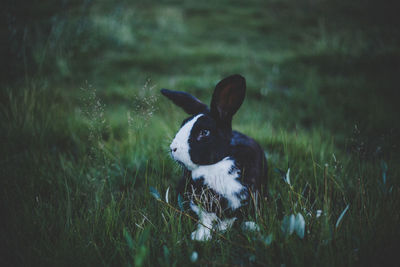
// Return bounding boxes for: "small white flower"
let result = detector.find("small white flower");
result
[242,221,260,232]
[281,214,295,236]
[285,168,291,185]
[289,214,295,234]
[165,186,170,203]
[316,210,322,218]
[190,251,198,262]
[294,213,305,239]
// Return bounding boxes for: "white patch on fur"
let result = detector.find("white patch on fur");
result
[191,157,245,209]
[190,202,237,241]
[218,217,237,231]
[170,114,203,171]
[241,221,260,231]
[190,202,215,241]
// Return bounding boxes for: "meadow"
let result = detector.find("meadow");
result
[1,0,400,266]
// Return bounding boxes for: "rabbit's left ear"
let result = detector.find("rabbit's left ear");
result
[210,74,246,130]
[161,89,209,115]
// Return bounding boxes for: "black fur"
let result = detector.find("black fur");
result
[161,89,208,115]
[188,115,229,165]
[178,167,249,220]
[162,74,268,218]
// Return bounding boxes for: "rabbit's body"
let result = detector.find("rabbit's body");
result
[161,75,267,241]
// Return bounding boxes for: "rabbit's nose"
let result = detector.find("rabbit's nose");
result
[170,147,177,153]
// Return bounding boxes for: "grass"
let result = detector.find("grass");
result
[1,0,400,266]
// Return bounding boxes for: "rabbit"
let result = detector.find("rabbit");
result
[161,74,268,241]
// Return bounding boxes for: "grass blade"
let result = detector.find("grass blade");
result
[336,204,350,229]
[165,186,170,203]
[177,194,184,211]
[149,186,161,200]
[123,227,134,250]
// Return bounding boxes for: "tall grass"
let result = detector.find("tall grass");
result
[2,0,399,266]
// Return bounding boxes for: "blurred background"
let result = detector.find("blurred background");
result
[1,0,400,265]
[2,0,399,151]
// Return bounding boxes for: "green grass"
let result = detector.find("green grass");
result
[1,0,400,266]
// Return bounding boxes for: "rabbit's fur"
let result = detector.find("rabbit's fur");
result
[161,74,268,241]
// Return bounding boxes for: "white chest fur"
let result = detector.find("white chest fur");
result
[191,157,246,210]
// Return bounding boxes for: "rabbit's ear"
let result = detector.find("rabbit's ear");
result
[161,89,209,115]
[210,74,246,130]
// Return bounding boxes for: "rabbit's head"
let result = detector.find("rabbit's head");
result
[161,74,246,170]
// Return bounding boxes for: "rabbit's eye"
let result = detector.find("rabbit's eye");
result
[197,129,210,141]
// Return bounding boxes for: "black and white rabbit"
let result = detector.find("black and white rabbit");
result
[161,74,268,241]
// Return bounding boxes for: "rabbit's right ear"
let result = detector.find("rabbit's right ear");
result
[161,89,209,115]
[210,74,246,131]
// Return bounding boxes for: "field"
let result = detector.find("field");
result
[1,0,400,266]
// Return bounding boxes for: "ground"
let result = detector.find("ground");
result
[1,0,400,266]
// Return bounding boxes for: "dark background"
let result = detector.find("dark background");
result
[1,0,400,266]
